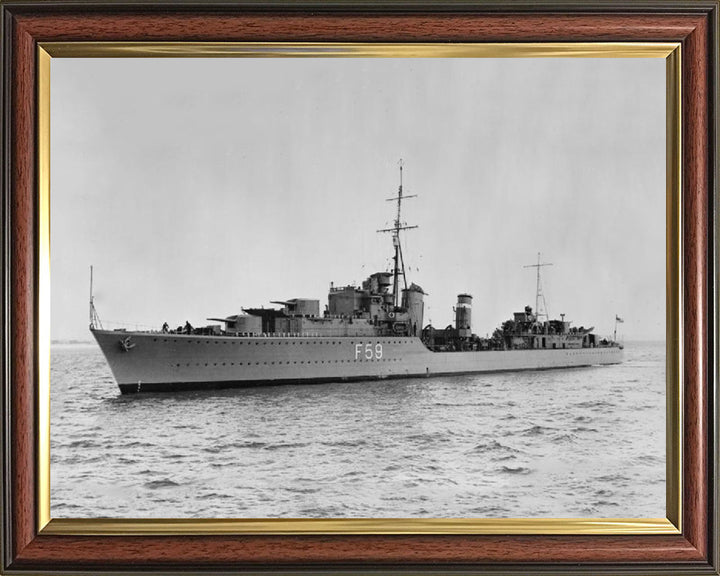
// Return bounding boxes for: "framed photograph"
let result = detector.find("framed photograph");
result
[1,1,717,574]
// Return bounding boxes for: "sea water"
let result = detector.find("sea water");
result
[50,341,665,518]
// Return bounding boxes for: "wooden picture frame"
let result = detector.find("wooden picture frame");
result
[1,1,717,573]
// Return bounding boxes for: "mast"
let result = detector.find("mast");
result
[89,265,94,327]
[523,252,553,321]
[377,159,418,308]
[614,314,624,342]
[89,265,102,330]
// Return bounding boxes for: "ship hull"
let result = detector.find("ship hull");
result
[91,329,624,394]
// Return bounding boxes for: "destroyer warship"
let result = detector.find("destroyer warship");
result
[90,164,623,394]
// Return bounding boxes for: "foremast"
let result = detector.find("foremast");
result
[377,159,418,308]
[89,265,103,330]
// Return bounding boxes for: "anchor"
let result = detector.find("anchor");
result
[119,336,136,352]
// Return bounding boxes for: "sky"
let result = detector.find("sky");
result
[50,56,666,341]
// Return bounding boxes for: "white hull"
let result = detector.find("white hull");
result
[91,329,624,394]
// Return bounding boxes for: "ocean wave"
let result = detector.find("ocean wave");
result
[636,454,664,464]
[205,441,269,453]
[196,492,232,500]
[284,486,321,494]
[122,441,157,449]
[520,425,554,436]
[297,506,345,517]
[320,439,367,448]
[491,454,517,462]
[144,479,180,489]
[499,465,532,475]
[433,402,494,408]
[467,505,511,516]
[117,456,139,464]
[592,500,620,507]
[595,473,630,483]
[264,442,311,451]
[66,439,97,449]
[574,400,616,409]
[469,440,520,454]
[231,441,268,449]
[51,502,84,511]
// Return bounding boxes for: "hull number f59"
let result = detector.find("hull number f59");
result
[355,342,383,360]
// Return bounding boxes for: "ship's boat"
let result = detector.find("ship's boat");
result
[89,163,623,394]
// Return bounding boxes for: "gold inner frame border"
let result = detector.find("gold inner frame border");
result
[36,41,682,536]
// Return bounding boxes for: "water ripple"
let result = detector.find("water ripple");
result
[50,342,666,519]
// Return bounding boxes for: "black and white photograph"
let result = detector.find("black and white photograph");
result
[49,55,666,519]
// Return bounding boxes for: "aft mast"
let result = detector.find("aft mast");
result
[377,159,418,308]
[523,252,553,321]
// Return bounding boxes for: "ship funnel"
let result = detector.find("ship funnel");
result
[455,293,472,338]
[401,283,425,337]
